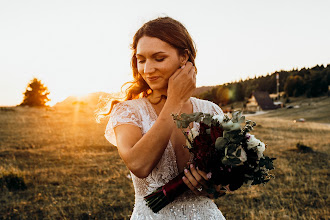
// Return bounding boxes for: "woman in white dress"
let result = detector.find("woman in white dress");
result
[105,17,226,219]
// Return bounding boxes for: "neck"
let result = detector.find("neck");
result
[148,89,167,104]
[148,89,191,107]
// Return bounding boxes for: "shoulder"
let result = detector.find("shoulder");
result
[190,97,223,115]
[117,98,145,107]
[105,99,145,146]
[112,98,145,112]
[109,98,147,121]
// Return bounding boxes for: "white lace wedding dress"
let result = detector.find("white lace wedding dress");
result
[105,97,226,219]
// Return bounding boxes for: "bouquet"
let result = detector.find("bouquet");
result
[144,111,275,213]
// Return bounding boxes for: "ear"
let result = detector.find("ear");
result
[179,49,189,66]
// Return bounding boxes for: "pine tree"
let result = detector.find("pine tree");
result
[20,78,50,107]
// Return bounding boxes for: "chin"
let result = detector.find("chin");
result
[148,82,168,91]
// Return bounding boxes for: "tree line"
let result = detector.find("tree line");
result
[197,64,330,106]
[19,64,329,107]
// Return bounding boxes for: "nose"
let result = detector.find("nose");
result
[144,60,155,75]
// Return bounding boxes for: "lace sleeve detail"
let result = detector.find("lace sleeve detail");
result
[104,101,142,146]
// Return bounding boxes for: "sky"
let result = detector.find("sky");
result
[1,0,329,106]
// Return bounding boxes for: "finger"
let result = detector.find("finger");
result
[182,176,202,195]
[184,168,199,188]
[196,167,209,181]
[171,62,194,81]
[180,62,193,74]
[187,64,195,75]
[189,164,208,189]
[170,67,184,80]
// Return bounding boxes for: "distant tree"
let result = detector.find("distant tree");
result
[284,75,305,97]
[216,85,230,106]
[20,78,50,107]
[199,90,215,102]
[306,71,328,97]
[233,83,245,102]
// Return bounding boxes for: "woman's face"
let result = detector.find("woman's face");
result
[136,36,185,92]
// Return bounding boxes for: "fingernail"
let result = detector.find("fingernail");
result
[184,169,188,173]
[190,164,194,168]
[196,166,199,170]
[181,65,185,69]
[182,176,186,180]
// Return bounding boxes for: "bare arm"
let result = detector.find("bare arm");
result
[114,62,196,178]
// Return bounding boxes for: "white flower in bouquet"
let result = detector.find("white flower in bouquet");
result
[186,127,199,149]
[256,142,266,159]
[222,120,241,131]
[246,134,266,159]
[246,134,259,149]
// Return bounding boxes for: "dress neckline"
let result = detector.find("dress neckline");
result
[142,97,197,174]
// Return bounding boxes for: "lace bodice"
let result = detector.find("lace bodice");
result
[105,97,226,219]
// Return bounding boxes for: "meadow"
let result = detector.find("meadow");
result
[0,96,329,219]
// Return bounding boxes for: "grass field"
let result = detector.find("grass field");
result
[0,97,329,219]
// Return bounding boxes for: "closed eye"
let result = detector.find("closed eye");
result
[156,58,165,62]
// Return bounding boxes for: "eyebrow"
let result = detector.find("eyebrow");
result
[136,51,167,57]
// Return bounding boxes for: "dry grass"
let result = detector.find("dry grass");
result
[0,98,329,219]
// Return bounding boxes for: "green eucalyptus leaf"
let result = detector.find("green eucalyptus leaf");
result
[222,156,242,166]
[231,111,242,123]
[175,121,182,128]
[174,112,204,128]
[215,137,227,151]
[202,115,212,127]
[227,130,242,144]
[238,115,245,123]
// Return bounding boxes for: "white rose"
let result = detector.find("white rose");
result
[257,142,266,159]
[187,127,199,142]
[191,127,199,139]
[186,127,199,149]
[212,115,224,124]
[246,135,261,150]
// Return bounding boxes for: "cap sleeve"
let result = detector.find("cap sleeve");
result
[210,102,224,116]
[104,101,142,146]
[192,97,224,116]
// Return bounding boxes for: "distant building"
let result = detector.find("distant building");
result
[246,91,279,112]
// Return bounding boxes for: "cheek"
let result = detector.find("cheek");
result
[137,64,144,74]
[163,61,180,76]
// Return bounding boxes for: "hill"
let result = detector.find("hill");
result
[53,92,112,111]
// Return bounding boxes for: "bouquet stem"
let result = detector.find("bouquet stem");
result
[144,172,188,213]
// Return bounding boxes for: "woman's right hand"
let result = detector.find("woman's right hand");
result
[167,62,196,106]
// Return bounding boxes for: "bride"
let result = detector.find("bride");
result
[105,16,226,219]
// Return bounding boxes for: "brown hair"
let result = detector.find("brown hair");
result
[97,16,197,120]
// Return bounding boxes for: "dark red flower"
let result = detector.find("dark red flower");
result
[210,124,224,143]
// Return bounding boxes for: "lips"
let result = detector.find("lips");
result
[147,76,160,82]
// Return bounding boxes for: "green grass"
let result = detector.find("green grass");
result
[0,97,329,219]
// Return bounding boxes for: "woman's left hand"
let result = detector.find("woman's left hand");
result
[182,163,226,198]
